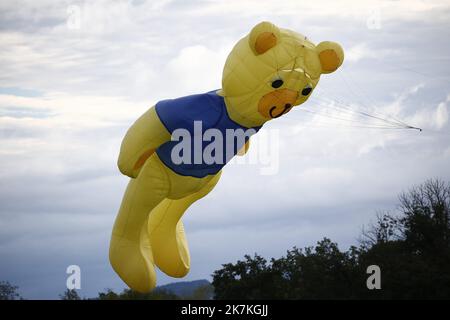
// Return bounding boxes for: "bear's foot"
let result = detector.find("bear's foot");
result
[150,219,190,278]
[148,199,190,278]
[109,232,157,293]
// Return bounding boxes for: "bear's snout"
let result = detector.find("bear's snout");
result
[258,89,298,119]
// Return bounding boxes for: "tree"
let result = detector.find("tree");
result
[97,288,120,300]
[59,289,81,300]
[187,284,215,300]
[398,178,450,253]
[212,254,277,299]
[97,288,179,300]
[212,179,450,299]
[0,281,22,300]
[357,178,450,299]
[212,239,361,299]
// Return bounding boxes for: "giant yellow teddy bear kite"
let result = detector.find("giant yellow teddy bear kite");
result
[110,21,344,292]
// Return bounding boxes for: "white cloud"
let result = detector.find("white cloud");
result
[435,97,450,129]
[185,0,450,21]
[407,94,449,130]
[165,45,229,94]
[346,42,400,63]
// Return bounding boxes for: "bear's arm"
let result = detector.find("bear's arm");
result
[117,106,171,178]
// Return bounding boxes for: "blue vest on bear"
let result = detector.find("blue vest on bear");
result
[155,91,262,178]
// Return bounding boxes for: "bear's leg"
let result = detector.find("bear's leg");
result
[147,171,222,278]
[109,155,169,293]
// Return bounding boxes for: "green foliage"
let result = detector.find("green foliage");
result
[0,281,22,300]
[59,289,81,300]
[212,239,362,299]
[185,284,215,300]
[213,179,450,299]
[96,284,214,300]
[97,288,179,300]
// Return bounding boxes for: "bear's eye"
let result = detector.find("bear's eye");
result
[271,79,284,89]
[301,84,312,96]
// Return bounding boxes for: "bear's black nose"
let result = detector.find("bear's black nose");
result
[285,103,292,108]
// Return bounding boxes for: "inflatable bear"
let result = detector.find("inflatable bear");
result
[110,21,344,292]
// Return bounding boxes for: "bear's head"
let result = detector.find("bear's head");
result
[220,21,344,128]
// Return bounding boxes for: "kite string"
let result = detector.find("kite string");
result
[305,95,407,129]
[285,105,409,130]
[305,71,422,131]
[279,111,415,130]
[311,89,409,128]
[297,107,403,128]
[288,97,422,131]
[336,71,413,127]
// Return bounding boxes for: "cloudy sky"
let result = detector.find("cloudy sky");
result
[0,0,449,299]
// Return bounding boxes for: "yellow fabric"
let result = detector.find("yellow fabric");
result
[117,106,171,178]
[148,172,221,278]
[110,21,344,292]
[317,41,344,73]
[222,21,344,128]
[110,152,220,292]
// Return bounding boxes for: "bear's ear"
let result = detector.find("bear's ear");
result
[249,21,281,55]
[316,41,344,74]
